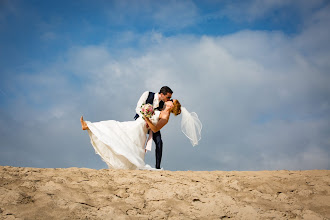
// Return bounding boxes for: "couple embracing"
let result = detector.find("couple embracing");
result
[80,86,201,170]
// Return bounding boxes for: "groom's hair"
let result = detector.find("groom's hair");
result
[159,86,173,95]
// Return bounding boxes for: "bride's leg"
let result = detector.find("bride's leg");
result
[80,116,89,130]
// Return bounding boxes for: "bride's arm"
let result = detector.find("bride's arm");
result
[144,117,168,133]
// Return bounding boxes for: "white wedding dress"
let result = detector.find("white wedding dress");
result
[85,111,160,170]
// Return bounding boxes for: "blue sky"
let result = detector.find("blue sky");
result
[1,0,329,170]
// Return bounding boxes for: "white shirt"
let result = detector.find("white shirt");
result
[135,91,160,117]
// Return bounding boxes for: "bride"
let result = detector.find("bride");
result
[80,99,181,170]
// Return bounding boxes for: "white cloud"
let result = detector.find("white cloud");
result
[261,146,329,170]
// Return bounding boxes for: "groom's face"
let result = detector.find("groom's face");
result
[161,92,172,102]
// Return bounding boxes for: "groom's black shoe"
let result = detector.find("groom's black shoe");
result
[153,131,163,169]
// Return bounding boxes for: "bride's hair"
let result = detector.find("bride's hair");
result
[171,99,181,116]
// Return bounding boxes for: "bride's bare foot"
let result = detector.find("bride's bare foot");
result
[80,116,89,130]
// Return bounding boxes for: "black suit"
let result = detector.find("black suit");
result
[135,92,164,169]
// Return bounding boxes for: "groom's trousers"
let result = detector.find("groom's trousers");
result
[153,131,163,169]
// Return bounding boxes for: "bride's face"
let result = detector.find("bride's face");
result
[165,100,174,109]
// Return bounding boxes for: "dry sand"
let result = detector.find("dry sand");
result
[0,166,329,219]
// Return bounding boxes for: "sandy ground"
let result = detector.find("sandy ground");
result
[0,166,329,220]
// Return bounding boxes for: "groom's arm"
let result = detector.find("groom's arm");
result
[135,91,149,117]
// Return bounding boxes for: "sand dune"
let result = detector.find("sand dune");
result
[0,166,329,219]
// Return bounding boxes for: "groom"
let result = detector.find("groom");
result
[134,86,173,169]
